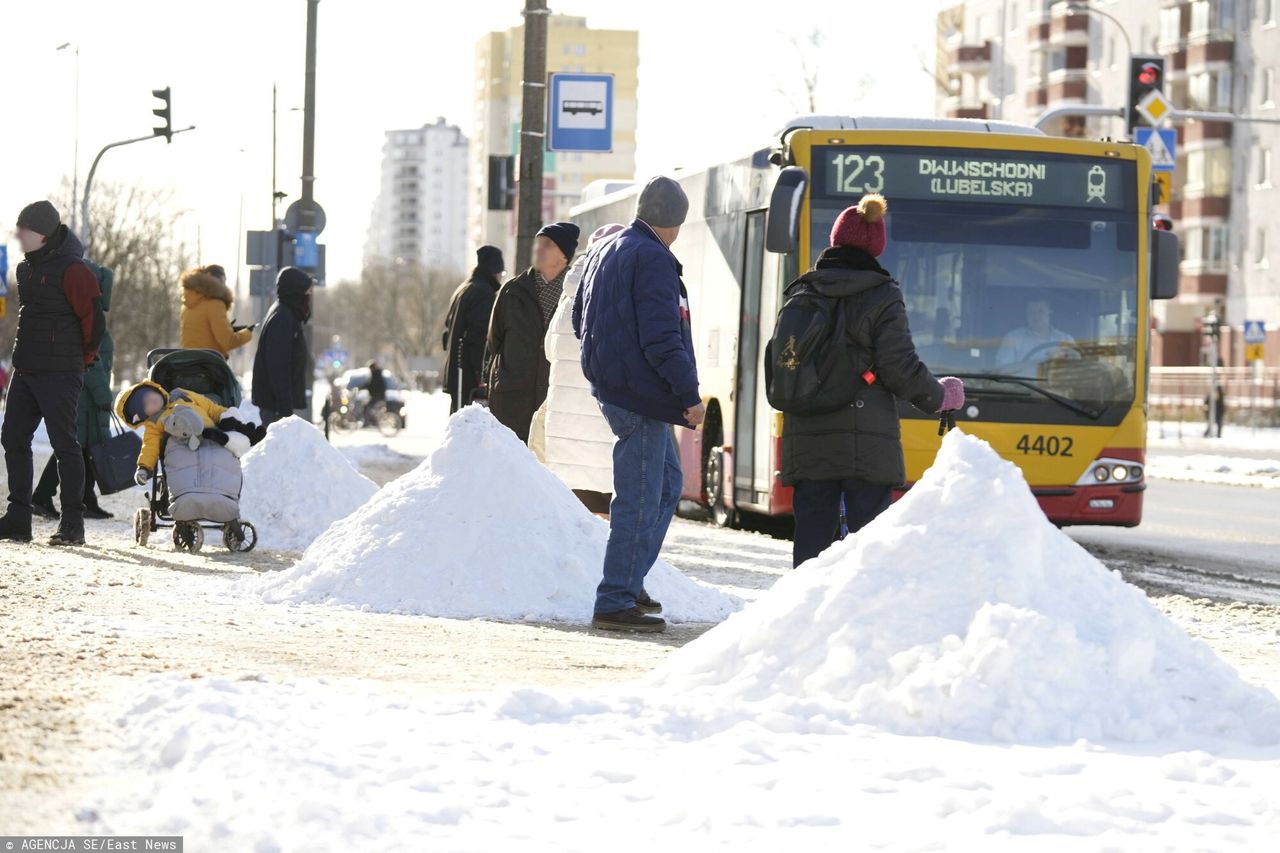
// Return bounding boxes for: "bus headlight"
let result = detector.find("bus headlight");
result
[1078,458,1144,485]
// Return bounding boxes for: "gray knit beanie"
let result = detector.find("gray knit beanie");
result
[16,201,61,237]
[635,176,689,228]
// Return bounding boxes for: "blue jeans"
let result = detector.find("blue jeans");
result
[596,402,682,614]
[791,479,891,568]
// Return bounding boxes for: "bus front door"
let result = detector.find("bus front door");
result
[733,211,783,512]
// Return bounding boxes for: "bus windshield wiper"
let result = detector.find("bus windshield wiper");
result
[949,373,1104,420]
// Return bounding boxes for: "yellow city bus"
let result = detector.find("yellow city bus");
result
[572,116,1179,528]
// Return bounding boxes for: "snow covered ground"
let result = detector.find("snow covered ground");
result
[72,432,1280,849]
[1148,421,1280,454]
[1145,453,1280,489]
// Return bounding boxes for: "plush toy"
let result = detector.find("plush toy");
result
[162,404,207,451]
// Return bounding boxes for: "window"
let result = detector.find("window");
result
[1183,225,1228,270]
[1256,228,1269,265]
[1189,0,1234,35]
[1263,0,1276,24]
[975,13,991,41]
[1189,69,1232,109]
[1185,148,1233,195]
[1260,148,1274,186]
[1159,7,1182,46]
[1263,68,1275,107]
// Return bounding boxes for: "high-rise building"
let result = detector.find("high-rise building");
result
[935,0,1278,366]
[470,15,639,265]
[364,118,469,273]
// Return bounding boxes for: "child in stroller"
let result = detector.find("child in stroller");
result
[116,373,264,553]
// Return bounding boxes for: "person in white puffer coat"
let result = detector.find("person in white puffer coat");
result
[543,223,626,515]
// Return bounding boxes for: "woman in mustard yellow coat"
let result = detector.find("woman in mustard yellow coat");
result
[179,265,253,358]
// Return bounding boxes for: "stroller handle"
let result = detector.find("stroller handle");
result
[146,347,227,368]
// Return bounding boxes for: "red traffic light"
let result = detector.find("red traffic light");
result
[1138,63,1161,86]
[1153,214,1173,232]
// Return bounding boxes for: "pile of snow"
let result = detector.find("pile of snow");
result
[81,674,1280,850]
[257,406,738,623]
[653,431,1280,744]
[1146,453,1280,489]
[240,417,378,551]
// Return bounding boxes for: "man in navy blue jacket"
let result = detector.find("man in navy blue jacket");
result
[574,176,703,632]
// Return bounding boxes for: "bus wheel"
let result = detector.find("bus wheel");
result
[704,446,739,529]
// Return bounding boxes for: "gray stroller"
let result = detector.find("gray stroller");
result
[132,349,260,553]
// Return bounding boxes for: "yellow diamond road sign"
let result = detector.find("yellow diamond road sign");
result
[1137,89,1172,126]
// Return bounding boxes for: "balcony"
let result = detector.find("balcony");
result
[943,97,990,120]
[1028,21,1051,48]
[1049,9,1091,46]
[949,38,992,72]
[1170,196,1230,219]
[1048,78,1088,103]
[1186,40,1234,67]
[1026,86,1049,109]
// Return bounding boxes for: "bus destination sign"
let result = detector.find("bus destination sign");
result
[815,146,1130,210]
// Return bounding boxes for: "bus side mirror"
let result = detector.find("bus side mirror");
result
[766,166,808,254]
[1150,228,1179,300]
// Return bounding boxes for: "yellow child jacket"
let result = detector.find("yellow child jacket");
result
[115,380,227,472]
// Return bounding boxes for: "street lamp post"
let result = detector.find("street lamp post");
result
[56,42,80,235]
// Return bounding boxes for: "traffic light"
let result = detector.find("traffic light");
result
[152,87,172,143]
[487,155,515,211]
[1126,56,1165,134]
[1152,213,1173,232]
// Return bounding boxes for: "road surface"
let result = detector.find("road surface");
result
[1071,477,1280,602]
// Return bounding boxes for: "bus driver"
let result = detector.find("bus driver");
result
[995,297,1079,369]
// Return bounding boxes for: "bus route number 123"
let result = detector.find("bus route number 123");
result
[1016,434,1074,456]
[832,153,886,195]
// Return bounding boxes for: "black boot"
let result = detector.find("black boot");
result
[635,589,662,613]
[592,606,666,633]
[0,513,34,543]
[31,495,61,520]
[83,503,113,520]
[48,525,86,547]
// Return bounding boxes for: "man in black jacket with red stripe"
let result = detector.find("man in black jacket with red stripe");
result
[1,201,105,546]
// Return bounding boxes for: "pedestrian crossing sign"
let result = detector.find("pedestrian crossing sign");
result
[1154,172,1172,204]
[1244,320,1266,343]
[1135,128,1177,172]
[1246,343,1265,363]
[1137,89,1172,127]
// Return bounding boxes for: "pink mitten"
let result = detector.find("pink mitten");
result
[938,376,965,412]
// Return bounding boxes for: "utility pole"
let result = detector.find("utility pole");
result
[300,0,319,226]
[56,43,80,236]
[515,0,549,271]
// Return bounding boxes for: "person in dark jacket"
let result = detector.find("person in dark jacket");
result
[781,194,964,568]
[32,261,116,521]
[1,201,105,546]
[487,224,579,441]
[442,245,504,413]
[251,267,313,426]
[574,176,703,633]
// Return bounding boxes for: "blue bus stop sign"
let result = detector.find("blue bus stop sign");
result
[294,231,319,270]
[548,73,614,152]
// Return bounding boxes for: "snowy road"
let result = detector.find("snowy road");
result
[1071,479,1280,602]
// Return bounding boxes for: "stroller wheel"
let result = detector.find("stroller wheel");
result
[173,522,204,553]
[223,520,258,553]
[133,509,152,547]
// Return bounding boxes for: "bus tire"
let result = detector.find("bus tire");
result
[701,413,739,529]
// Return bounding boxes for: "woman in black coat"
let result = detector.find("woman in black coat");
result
[781,195,963,568]
[485,224,578,442]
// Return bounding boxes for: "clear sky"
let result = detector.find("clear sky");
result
[0,0,942,288]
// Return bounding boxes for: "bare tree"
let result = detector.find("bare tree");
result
[312,260,462,379]
[777,28,825,114]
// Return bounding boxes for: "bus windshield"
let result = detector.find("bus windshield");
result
[811,145,1140,422]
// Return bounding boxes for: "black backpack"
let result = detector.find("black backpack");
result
[764,280,868,415]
